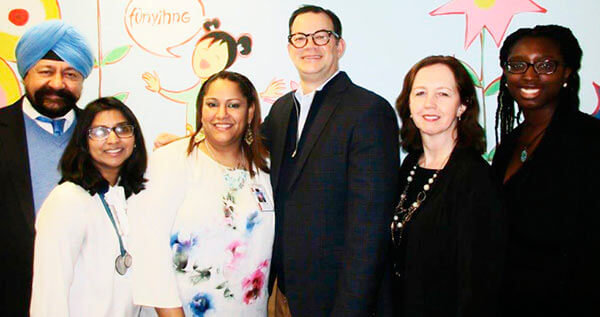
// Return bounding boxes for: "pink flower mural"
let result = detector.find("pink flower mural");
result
[592,82,600,119]
[430,0,547,49]
[430,0,547,161]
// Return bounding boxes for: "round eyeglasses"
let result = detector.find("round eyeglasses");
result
[88,124,134,140]
[504,60,561,75]
[287,29,340,49]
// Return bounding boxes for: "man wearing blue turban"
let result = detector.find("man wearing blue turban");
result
[0,19,94,316]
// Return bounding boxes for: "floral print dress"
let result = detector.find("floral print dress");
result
[130,139,274,317]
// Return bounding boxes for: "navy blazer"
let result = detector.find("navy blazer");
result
[262,72,399,316]
[0,98,36,316]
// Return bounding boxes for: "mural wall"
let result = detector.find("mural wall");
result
[2,0,599,156]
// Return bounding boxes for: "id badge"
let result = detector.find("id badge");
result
[250,184,274,212]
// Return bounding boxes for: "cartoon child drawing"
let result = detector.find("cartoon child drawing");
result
[143,19,253,134]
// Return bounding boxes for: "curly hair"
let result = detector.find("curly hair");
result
[495,24,582,143]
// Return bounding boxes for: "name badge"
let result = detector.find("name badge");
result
[250,184,274,212]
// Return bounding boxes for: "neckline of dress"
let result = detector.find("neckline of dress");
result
[197,146,248,172]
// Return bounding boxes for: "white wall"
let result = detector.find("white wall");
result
[2,0,598,155]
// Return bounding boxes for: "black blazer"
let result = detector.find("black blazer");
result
[0,98,35,316]
[394,148,506,317]
[492,106,600,316]
[262,72,399,316]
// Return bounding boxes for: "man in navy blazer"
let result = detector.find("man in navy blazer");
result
[0,20,93,316]
[263,5,399,316]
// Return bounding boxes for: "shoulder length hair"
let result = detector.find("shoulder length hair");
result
[187,71,269,177]
[60,97,147,197]
[396,55,486,154]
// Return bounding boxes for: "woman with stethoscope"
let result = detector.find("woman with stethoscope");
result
[30,97,148,316]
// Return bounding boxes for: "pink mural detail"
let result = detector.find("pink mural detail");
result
[0,86,7,107]
[592,82,600,118]
[430,0,546,49]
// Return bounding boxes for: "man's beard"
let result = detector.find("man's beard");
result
[27,85,77,118]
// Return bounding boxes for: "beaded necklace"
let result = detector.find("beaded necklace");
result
[391,164,441,245]
[391,149,453,246]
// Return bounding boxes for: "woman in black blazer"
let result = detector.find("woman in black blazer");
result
[392,55,506,316]
[492,25,600,316]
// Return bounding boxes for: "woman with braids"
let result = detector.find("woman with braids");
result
[130,71,273,316]
[392,55,506,316]
[492,25,600,315]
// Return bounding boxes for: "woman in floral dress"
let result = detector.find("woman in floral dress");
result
[130,71,273,317]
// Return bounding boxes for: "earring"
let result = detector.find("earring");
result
[244,126,254,145]
[195,127,206,144]
[504,82,508,87]
[458,115,462,121]
[563,82,568,88]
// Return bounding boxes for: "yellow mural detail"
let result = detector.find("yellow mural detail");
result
[473,0,496,9]
[0,57,22,107]
[42,0,61,19]
[1,0,61,61]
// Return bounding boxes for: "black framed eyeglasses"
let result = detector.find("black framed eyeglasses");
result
[287,29,340,48]
[504,60,561,75]
[88,124,134,140]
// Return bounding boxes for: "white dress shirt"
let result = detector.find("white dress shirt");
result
[293,70,340,141]
[22,97,75,134]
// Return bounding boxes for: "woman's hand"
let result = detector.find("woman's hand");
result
[153,132,182,150]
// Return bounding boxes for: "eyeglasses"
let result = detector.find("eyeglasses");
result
[287,29,340,49]
[504,60,561,75]
[88,124,134,140]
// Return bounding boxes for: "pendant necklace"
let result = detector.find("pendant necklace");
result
[391,164,440,243]
[99,193,132,276]
[391,152,452,245]
[390,153,451,277]
[204,140,244,170]
[519,127,546,162]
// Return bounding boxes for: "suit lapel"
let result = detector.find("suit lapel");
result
[284,73,349,193]
[270,93,294,192]
[0,98,35,233]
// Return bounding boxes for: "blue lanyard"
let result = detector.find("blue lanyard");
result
[99,193,127,257]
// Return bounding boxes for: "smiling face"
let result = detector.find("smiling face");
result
[88,109,135,183]
[192,38,229,79]
[201,78,254,151]
[409,63,466,143]
[287,12,344,87]
[505,36,571,112]
[23,59,83,118]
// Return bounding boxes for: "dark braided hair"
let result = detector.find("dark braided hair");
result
[495,24,582,143]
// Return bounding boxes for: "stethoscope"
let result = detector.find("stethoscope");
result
[99,193,132,275]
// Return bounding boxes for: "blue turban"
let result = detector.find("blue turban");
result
[16,20,94,78]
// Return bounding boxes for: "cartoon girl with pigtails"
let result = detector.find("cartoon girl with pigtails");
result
[143,19,255,134]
